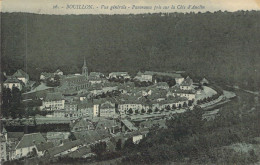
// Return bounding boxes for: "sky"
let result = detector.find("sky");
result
[0,0,260,15]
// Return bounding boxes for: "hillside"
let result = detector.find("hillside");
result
[1,11,260,89]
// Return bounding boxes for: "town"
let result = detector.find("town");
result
[0,58,235,164]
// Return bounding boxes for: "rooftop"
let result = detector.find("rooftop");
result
[4,77,21,83]
[16,133,46,149]
[13,69,29,78]
[44,92,64,101]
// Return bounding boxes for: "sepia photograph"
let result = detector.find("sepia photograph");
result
[0,0,260,164]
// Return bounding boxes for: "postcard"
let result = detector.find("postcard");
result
[0,0,259,164]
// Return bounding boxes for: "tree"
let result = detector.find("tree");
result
[166,105,171,111]
[2,87,12,117]
[135,109,139,114]
[172,104,176,110]
[91,141,107,156]
[188,100,193,106]
[116,139,122,151]
[124,137,135,150]
[154,107,159,112]
[141,109,146,113]
[128,108,133,114]
[147,109,152,114]
[8,86,24,119]
[178,104,182,109]
[183,102,188,108]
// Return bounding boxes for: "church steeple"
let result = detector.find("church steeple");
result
[82,57,88,78]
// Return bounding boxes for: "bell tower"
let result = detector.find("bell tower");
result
[82,57,88,78]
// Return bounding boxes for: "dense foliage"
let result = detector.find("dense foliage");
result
[1,11,260,90]
[122,90,260,164]
[2,87,25,118]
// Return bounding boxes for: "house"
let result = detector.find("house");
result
[135,71,184,84]
[40,69,63,81]
[54,69,63,76]
[35,142,54,156]
[12,69,29,84]
[95,119,119,133]
[200,78,209,86]
[88,72,106,84]
[117,96,143,114]
[109,72,130,79]
[180,76,193,90]
[46,140,83,158]
[78,102,93,117]
[123,128,149,144]
[88,76,104,84]
[99,101,116,118]
[41,92,65,111]
[140,119,167,129]
[22,83,55,101]
[154,82,169,90]
[134,71,153,82]
[71,119,94,132]
[40,72,54,81]
[46,132,70,146]
[92,98,117,117]
[73,129,111,143]
[65,101,78,112]
[3,77,23,90]
[65,146,92,159]
[169,86,196,101]
[2,131,24,161]
[14,133,46,159]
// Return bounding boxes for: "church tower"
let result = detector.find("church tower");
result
[82,57,88,78]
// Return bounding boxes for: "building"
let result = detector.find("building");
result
[134,71,153,82]
[78,102,93,117]
[88,72,106,84]
[71,119,94,132]
[168,87,196,101]
[12,69,29,84]
[82,57,88,78]
[95,119,120,133]
[54,69,63,76]
[65,101,78,112]
[99,101,116,118]
[60,74,89,92]
[35,142,54,157]
[3,77,23,90]
[14,133,46,159]
[1,131,24,161]
[41,92,65,111]
[121,119,138,132]
[135,71,184,84]
[46,132,70,146]
[117,96,143,115]
[154,82,169,90]
[40,69,63,81]
[46,140,83,158]
[108,72,130,79]
[180,76,193,90]
[200,78,209,86]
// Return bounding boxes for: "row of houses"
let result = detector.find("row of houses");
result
[0,117,142,162]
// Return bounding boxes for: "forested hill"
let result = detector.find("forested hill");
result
[1,11,260,89]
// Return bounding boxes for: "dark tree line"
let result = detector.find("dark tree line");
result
[2,87,24,118]
[2,11,259,91]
